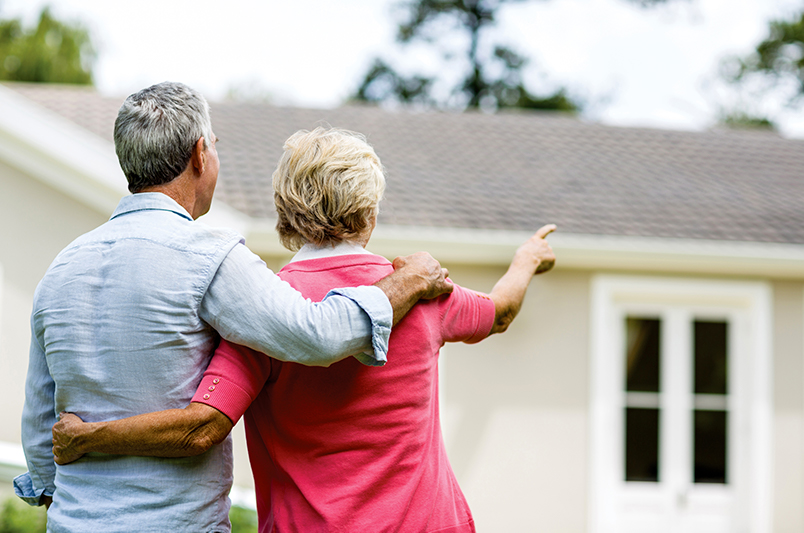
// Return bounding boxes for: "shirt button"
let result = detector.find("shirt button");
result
[203,394,210,400]
[208,385,216,391]
[213,378,220,384]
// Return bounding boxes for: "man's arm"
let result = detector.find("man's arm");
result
[489,224,556,335]
[201,246,451,368]
[52,404,232,465]
[15,325,57,507]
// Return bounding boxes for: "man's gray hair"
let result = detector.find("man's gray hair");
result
[114,82,214,193]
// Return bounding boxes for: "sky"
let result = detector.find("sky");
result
[3,0,804,138]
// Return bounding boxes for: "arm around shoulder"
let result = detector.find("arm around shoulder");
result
[203,243,393,366]
[376,252,454,325]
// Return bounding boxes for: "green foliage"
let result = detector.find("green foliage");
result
[354,0,576,111]
[720,111,776,131]
[731,10,804,97]
[353,0,678,112]
[718,7,804,128]
[0,498,46,533]
[229,505,258,533]
[0,6,95,84]
[354,58,435,106]
[0,498,257,533]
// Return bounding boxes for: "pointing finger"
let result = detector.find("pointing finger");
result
[535,224,557,239]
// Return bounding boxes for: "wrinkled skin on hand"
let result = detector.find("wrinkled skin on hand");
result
[52,412,87,465]
[391,251,453,300]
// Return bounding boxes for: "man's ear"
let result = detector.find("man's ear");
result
[191,137,206,175]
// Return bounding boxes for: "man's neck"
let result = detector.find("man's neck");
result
[140,174,198,219]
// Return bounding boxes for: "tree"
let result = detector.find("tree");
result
[353,0,674,112]
[720,7,804,130]
[0,6,95,84]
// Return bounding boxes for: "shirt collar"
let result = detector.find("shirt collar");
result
[110,192,194,222]
[290,241,372,263]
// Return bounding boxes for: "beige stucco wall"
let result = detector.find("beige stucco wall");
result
[0,159,110,447]
[772,280,804,533]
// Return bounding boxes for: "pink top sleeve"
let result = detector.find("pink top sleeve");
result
[191,339,275,423]
[439,284,496,344]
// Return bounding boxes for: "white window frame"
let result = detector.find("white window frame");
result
[588,275,773,533]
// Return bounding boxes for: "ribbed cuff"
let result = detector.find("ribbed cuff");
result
[191,373,253,423]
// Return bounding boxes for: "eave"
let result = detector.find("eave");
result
[243,221,804,279]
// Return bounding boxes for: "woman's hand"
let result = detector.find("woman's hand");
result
[52,412,88,465]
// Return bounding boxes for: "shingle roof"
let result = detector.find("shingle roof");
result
[8,82,804,245]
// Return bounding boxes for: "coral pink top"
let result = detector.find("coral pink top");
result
[194,253,495,532]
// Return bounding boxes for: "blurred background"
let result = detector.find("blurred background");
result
[2,1,804,532]
[1,0,803,136]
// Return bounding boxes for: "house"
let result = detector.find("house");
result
[1,81,803,532]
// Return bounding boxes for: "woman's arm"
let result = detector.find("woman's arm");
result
[489,224,556,335]
[52,403,232,464]
[52,340,268,465]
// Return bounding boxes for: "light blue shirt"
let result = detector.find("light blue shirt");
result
[14,193,392,532]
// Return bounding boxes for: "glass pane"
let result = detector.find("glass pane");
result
[694,321,728,395]
[625,408,660,482]
[625,318,661,392]
[694,410,727,484]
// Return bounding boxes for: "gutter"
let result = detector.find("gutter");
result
[243,221,804,279]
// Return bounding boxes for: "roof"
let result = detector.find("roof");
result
[7,82,804,246]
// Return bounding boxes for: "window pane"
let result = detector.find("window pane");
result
[694,321,728,395]
[694,410,727,484]
[625,318,661,392]
[625,407,660,482]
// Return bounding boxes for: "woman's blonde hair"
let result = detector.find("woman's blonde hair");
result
[273,127,386,251]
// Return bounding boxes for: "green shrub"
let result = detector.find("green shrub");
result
[0,498,46,533]
[229,505,258,533]
[0,497,256,532]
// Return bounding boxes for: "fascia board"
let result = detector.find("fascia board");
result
[243,221,804,278]
[201,199,253,239]
[0,85,127,215]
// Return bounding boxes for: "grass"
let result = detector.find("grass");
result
[0,498,257,533]
[0,498,46,533]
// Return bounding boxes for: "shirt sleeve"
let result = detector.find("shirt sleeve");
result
[191,340,273,423]
[439,284,496,344]
[199,243,392,367]
[14,316,56,506]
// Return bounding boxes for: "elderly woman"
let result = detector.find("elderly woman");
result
[53,127,555,533]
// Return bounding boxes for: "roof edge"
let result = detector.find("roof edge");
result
[0,84,127,215]
[242,221,804,278]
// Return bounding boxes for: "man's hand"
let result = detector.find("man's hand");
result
[392,252,453,299]
[512,224,556,275]
[375,251,453,326]
[52,412,88,465]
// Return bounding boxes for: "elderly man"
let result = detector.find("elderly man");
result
[14,82,451,532]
